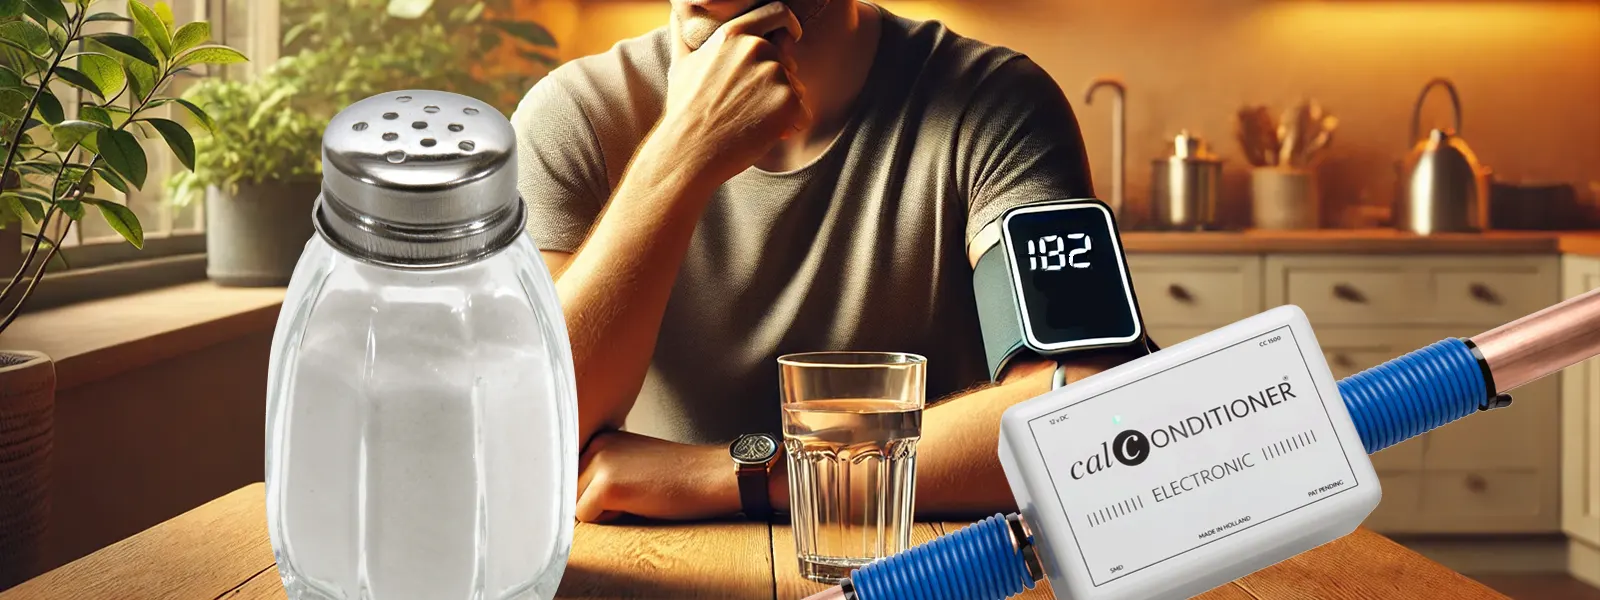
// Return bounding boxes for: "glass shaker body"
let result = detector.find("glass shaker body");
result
[266,234,575,600]
[264,89,577,600]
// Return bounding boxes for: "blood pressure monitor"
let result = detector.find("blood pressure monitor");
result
[970,199,1146,383]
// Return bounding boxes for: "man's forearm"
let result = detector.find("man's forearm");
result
[556,126,717,447]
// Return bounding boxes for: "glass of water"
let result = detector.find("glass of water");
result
[778,351,926,584]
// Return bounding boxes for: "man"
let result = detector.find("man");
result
[511,0,1133,523]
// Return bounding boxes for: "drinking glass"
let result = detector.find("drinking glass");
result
[778,351,926,584]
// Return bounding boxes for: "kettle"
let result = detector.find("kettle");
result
[1395,78,1489,234]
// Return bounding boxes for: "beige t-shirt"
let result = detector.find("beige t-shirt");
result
[511,7,1093,444]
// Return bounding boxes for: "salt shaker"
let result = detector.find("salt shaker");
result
[264,90,577,600]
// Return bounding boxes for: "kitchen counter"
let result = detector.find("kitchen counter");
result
[1122,229,1600,255]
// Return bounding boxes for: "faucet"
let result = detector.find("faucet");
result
[1084,77,1126,218]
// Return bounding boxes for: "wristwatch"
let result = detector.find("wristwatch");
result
[970,198,1150,387]
[730,433,782,521]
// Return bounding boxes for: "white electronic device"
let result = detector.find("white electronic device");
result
[997,304,1380,600]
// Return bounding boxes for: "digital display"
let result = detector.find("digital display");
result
[1002,201,1140,351]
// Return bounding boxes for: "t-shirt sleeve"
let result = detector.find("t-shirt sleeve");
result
[510,74,610,253]
[957,56,1095,244]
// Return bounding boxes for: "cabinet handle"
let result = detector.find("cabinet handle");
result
[1465,474,1488,493]
[1332,283,1367,303]
[1469,283,1502,305]
[1168,284,1194,304]
[1332,353,1356,369]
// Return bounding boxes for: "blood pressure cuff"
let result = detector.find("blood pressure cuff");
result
[973,241,1027,382]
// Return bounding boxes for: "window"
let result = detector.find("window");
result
[9,0,272,310]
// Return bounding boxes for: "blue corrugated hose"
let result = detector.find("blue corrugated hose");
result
[1337,338,1487,454]
[847,337,1491,600]
[849,514,1034,600]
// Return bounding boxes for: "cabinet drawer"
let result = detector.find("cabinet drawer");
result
[1127,255,1262,326]
[1433,267,1557,324]
[1423,469,1544,518]
[1279,267,1421,325]
[1265,255,1559,326]
[1365,470,1422,531]
[1426,376,1558,470]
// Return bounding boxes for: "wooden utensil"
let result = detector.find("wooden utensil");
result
[1236,105,1278,167]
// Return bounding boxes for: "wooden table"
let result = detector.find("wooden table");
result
[0,484,1508,599]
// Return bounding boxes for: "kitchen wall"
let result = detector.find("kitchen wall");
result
[517,0,1600,228]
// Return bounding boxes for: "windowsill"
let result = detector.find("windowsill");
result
[0,282,287,391]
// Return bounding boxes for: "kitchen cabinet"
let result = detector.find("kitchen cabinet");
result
[1127,252,1565,534]
[1562,256,1600,585]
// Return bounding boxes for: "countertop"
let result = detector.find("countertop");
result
[1121,229,1600,255]
[0,483,1508,600]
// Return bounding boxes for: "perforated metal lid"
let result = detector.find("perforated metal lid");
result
[314,90,524,268]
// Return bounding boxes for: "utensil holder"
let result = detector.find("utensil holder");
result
[1252,167,1320,230]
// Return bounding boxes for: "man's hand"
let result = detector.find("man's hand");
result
[661,2,814,186]
[577,430,741,523]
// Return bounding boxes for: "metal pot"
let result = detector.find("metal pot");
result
[205,180,319,287]
[1149,131,1223,230]
[1395,78,1489,234]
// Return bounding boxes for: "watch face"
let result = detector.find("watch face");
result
[1001,201,1142,352]
[731,434,779,464]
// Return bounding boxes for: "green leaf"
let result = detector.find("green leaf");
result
[146,117,192,170]
[52,65,102,97]
[490,20,556,47]
[24,0,68,26]
[47,24,67,52]
[127,0,171,59]
[0,0,24,19]
[79,104,111,126]
[0,88,26,119]
[83,197,141,248]
[154,1,173,31]
[34,88,63,124]
[1,195,28,224]
[519,49,558,69]
[13,188,51,204]
[87,32,161,66]
[124,59,155,100]
[76,53,125,98]
[56,198,83,220]
[50,119,102,151]
[93,164,126,193]
[386,0,432,19]
[171,21,208,54]
[3,193,45,222]
[96,128,146,189]
[164,97,212,132]
[84,11,130,22]
[0,65,21,89]
[0,20,52,55]
[281,22,308,47]
[171,45,246,69]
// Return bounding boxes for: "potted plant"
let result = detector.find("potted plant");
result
[0,0,241,588]
[164,76,321,287]
[166,0,556,286]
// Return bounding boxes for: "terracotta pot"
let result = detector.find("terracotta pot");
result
[0,350,54,590]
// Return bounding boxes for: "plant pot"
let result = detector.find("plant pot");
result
[0,350,54,591]
[205,181,319,287]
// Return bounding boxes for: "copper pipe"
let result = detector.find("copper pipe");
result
[1472,287,1600,393]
